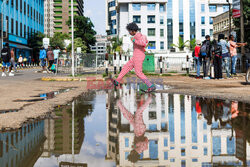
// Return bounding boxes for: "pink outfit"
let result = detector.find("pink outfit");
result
[116,32,152,87]
[229,41,237,57]
[117,96,152,153]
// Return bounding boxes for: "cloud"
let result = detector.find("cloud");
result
[94,132,106,145]
[85,9,92,17]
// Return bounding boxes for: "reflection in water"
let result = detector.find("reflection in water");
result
[106,84,250,167]
[1,85,250,167]
[0,121,45,167]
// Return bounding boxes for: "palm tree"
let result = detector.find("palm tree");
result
[109,37,123,54]
[171,36,189,51]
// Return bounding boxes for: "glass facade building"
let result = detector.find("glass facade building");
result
[0,0,44,60]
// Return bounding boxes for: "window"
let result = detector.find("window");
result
[20,0,22,12]
[202,29,205,37]
[6,16,8,33]
[181,160,186,167]
[149,124,157,130]
[201,16,205,24]
[213,136,221,155]
[11,0,13,6]
[125,152,129,160]
[147,15,155,23]
[203,134,207,143]
[209,5,217,12]
[210,29,213,36]
[24,2,26,15]
[133,16,141,23]
[148,28,155,36]
[204,147,208,155]
[28,5,29,17]
[203,122,207,130]
[160,29,164,37]
[132,3,141,11]
[125,138,129,147]
[192,146,198,149]
[170,158,175,162]
[27,26,29,37]
[16,21,18,35]
[160,16,164,24]
[164,151,168,160]
[148,41,156,49]
[11,19,14,34]
[147,3,155,11]
[160,42,164,50]
[31,7,32,19]
[24,25,26,38]
[223,5,229,12]
[170,146,175,150]
[201,4,205,12]
[20,23,22,37]
[210,17,213,24]
[16,0,18,10]
[164,138,168,146]
[181,148,185,156]
[110,10,116,16]
[160,4,165,12]
[192,158,198,162]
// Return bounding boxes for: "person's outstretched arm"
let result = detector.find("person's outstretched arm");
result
[132,34,148,47]
[137,96,152,114]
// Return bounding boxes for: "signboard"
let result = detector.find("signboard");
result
[232,0,241,18]
[77,47,81,54]
[8,34,28,45]
[43,38,50,49]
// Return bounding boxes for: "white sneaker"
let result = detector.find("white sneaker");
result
[9,72,14,76]
[2,72,6,77]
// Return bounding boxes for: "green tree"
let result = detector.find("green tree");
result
[67,16,96,52]
[233,0,250,48]
[188,39,197,51]
[50,32,70,49]
[109,37,123,54]
[67,37,88,54]
[28,32,45,49]
[171,36,189,51]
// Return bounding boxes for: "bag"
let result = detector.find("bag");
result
[192,50,195,57]
[51,64,56,71]
[200,42,208,57]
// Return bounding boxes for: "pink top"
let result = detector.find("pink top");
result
[229,41,237,56]
[132,32,148,56]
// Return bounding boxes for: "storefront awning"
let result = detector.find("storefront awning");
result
[3,42,32,50]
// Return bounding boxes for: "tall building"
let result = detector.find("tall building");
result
[106,0,232,52]
[0,0,44,58]
[44,0,84,37]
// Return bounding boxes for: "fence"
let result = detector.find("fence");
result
[55,52,248,75]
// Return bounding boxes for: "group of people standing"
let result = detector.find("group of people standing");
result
[194,34,247,79]
[39,46,60,73]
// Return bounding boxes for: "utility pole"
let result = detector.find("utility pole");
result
[227,0,231,35]
[71,0,75,77]
[1,0,7,54]
[240,0,246,72]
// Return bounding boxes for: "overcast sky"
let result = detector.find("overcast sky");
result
[85,0,106,35]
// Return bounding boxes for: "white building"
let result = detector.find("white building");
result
[44,0,54,37]
[106,0,232,52]
[91,35,111,55]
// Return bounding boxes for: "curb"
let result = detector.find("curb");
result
[41,77,105,82]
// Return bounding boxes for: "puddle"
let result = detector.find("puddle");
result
[0,85,250,167]
[13,88,74,103]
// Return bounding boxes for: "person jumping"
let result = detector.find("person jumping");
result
[112,22,156,93]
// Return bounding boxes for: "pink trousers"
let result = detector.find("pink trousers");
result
[116,55,152,87]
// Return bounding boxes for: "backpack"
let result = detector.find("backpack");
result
[1,48,10,62]
[200,42,208,57]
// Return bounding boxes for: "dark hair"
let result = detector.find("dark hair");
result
[218,34,225,42]
[5,43,9,47]
[127,150,140,163]
[229,35,234,40]
[126,22,139,32]
[205,35,210,40]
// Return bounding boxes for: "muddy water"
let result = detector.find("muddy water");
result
[0,84,250,167]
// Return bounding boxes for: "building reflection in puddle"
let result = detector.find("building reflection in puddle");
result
[106,84,250,167]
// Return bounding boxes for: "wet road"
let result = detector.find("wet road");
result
[0,84,250,167]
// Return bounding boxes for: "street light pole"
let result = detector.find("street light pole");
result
[71,0,75,77]
[240,0,246,72]
[1,0,7,53]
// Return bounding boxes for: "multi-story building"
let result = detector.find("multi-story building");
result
[106,0,232,52]
[44,0,84,37]
[91,35,111,56]
[213,11,235,39]
[106,0,118,36]
[0,0,44,59]
[44,0,54,37]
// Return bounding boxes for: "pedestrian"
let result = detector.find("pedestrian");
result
[211,39,223,79]
[53,46,60,64]
[112,22,156,92]
[10,48,17,72]
[194,40,202,79]
[200,35,212,80]
[23,56,28,67]
[1,43,14,76]
[47,47,54,71]
[18,55,23,68]
[228,35,247,76]
[218,34,231,78]
[39,47,47,71]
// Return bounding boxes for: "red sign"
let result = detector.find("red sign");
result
[232,0,241,18]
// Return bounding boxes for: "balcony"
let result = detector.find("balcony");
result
[209,0,232,4]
